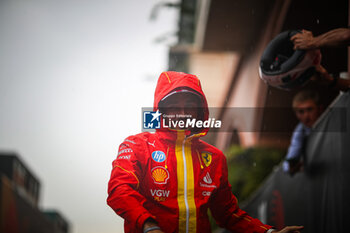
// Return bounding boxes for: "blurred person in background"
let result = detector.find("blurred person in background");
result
[283,64,350,175]
[283,89,322,175]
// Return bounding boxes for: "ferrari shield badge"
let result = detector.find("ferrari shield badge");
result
[201,152,212,167]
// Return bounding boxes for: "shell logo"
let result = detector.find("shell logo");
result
[151,166,169,184]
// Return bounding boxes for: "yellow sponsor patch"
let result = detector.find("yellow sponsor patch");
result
[151,166,170,184]
[201,152,212,167]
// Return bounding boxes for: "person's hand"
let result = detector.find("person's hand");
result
[291,29,316,50]
[312,65,334,86]
[272,225,304,233]
[288,161,303,176]
[143,219,165,233]
[312,64,350,91]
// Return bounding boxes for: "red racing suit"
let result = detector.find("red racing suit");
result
[107,71,273,233]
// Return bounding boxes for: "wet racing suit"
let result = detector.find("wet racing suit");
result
[107,71,273,233]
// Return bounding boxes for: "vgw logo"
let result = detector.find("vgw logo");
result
[143,110,162,129]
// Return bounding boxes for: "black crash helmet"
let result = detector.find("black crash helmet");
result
[259,30,321,90]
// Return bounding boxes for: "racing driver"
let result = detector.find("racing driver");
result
[107,71,303,233]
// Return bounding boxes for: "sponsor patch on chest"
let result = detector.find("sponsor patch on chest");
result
[151,166,170,184]
[201,152,212,167]
[150,189,170,201]
[151,150,166,162]
[200,172,217,189]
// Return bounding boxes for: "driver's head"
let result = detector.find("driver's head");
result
[158,88,204,130]
[153,71,209,134]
